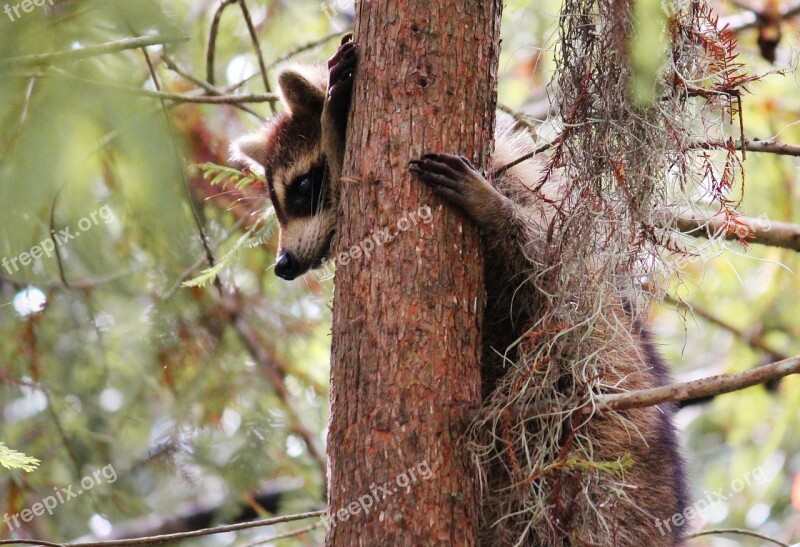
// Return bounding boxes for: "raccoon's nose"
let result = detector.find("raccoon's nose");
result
[275,253,298,280]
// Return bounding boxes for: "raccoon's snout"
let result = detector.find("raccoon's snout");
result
[275,252,300,280]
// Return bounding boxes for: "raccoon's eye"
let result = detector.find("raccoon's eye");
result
[297,176,312,198]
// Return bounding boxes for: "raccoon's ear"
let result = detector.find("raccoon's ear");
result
[278,67,325,116]
[230,131,269,176]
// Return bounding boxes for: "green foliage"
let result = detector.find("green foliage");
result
[182,213,273,288]
[199,162,264,191]
[0,442,40,472]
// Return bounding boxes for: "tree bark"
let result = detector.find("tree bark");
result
[326,1,502,545]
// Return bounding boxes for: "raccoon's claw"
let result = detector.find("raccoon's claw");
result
[409,153,501,227]
[409,153,482,196]
[326,38,357,121]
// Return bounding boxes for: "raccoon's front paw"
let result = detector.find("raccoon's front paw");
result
[409,153,506,229]
[326,34,356,122]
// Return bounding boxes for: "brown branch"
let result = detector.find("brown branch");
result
[0,541,63,547]
[493,138,560,178]
[230,313,327,473]
[154,90,278,104]
[237,0,276,116]
[688,528,790,546]
[698,138,800,157]
[239,522,322,547]
[162,54,265,120]
[206,0,237,85]
[594,354,800,412]
[721,0,800,31]
[664,296,788,361]
[0,268,142,292]
[0,509,325,547]
[71,479,307,543]
[498,102,540,138]
[140,46,222,297]
[110,85,278,104]
[676,213,800,252]
[222,31,345,94]
[1,35,188,66]
[37,69,279,104]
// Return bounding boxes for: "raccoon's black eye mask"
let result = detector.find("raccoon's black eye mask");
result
[284,162,326,218]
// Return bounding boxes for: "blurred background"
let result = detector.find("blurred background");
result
[0,0,798,545]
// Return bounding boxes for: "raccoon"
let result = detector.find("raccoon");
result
[232,35,689,546]
[231,35,355,279]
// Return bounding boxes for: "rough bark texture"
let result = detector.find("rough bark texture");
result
[326,1,502,545]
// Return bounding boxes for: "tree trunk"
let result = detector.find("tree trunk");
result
[326,1,502,545]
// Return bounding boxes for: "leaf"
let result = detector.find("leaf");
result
[197,162,263,190]
[0,442,40,473]
[182,214,271,288]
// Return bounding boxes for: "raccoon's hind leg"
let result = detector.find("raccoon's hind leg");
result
[409,153,516,234]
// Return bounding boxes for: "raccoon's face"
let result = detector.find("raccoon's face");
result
[266,125,336,280]
[231,66,337,280]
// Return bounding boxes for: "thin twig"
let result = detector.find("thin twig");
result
[162,54,265,120]
[688,528,790,546]
[0,541,63,547]
[698,138,800,157]
[48,185,69,288]
[0,510,325,547]
[222,30,345,94]
[238,0,276,115]
[231,314,328,473]
[664,296,788,361]
[39,68,278,103]
[1,35,188,66]
[140,46,222,295]
[493,138,560,178]
[498,102,539,139]
[207,0,236,85]
[594,354,800,411]
[239,522,322,547]
[0,267,141,292]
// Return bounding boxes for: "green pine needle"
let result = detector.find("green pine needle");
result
[0,442,40,473]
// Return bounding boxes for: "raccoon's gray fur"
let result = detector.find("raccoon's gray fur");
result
[232,35,689,546]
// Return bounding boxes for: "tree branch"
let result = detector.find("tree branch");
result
[594,354,800,412]
[699,138,800,157]
[0,510,324,547]
[688,527,790,546]
[676,213,800,252]
[221,31,345,94]
[71,479,306,543]
[237,0,276,115]
[35,69,279,104]
[664,296,788,361]
[721,0,800,32]
[229,312,327,473]
[162,54,265,120]
[239,523,321,547]
[1,35,188,66]
[206,0,237,85]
